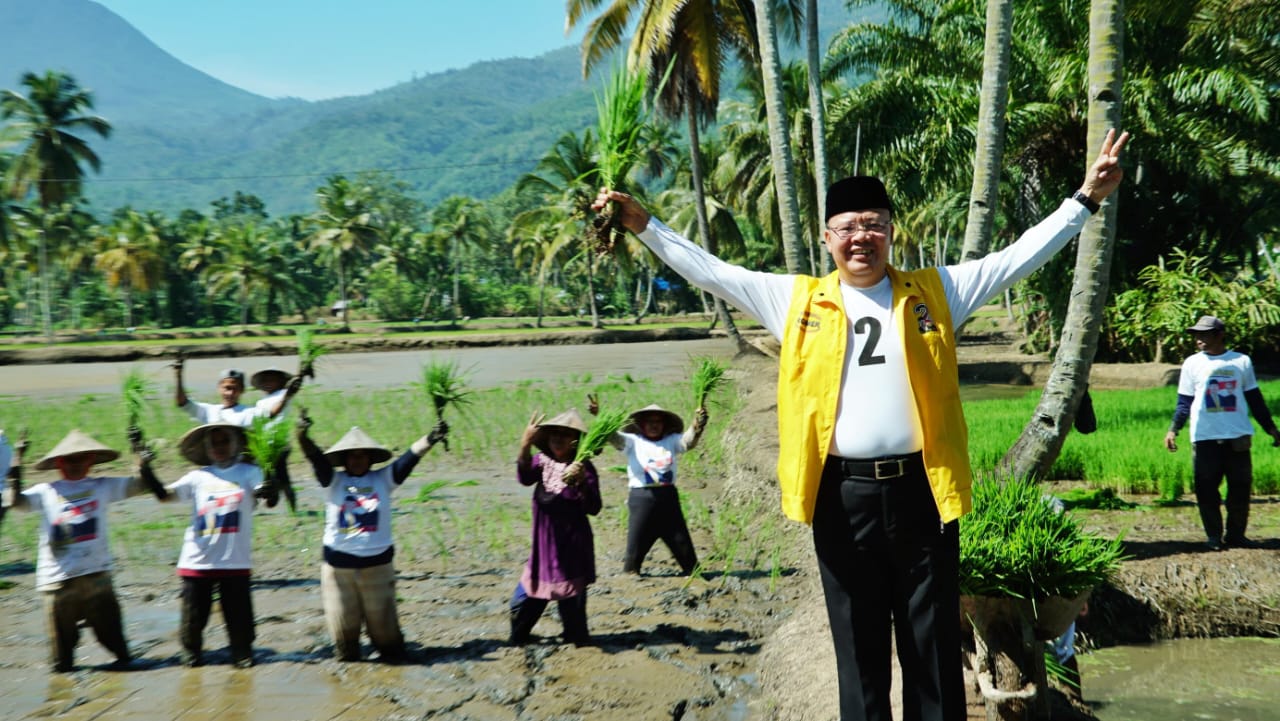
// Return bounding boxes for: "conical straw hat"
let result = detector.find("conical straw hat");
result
[250,367,293,391]
[532,408,588,454]
[323,426,392,465]
[623,404,684,435]
[179,422,247,465]
[34,429,120,471]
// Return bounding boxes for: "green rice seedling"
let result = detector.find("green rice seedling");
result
[575,409,627,462]
[419,359,475,450]
[411,479,479,504]
[121,367,152,451]
[295,328,330,380]
[246,415,295,509]
[690,357,728,410]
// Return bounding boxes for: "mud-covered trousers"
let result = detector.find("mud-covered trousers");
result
[179,575,255,664]
[812,453,965,721]
[321,560,404,661]
[1192,437,1253,542]
[623,485,698,575]
[43,571,131,671]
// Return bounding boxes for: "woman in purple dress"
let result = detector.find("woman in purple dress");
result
[508,408,602,646]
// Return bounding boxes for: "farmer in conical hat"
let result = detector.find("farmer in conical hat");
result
[595,401,709,576]
[172,360,302,509]
[3,428,166,672]
[164,422,261,668]
[296,413,448,663]
[509,408,601,646]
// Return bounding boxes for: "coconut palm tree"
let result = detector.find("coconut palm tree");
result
[94,209,165,329]
[804,0,832,274]
[204,222,302,327]
[1,70,111,340]
[755,0,808,274]
[1001,2,1125,483]
[305,175,382,329]
[566,0,758,352]
[429,195,493,324]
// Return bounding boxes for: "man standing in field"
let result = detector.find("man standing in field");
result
[1164,315,1280,551]
[594,130,1129,721]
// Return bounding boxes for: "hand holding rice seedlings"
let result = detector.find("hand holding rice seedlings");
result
[246,415,294,509]
[296,328,329,380]
[690,357,728,411]
[574,409,626,463]
[122,368,152,452]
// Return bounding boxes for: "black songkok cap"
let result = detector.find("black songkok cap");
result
[825,176,893,221]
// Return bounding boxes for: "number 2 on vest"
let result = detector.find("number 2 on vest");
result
[853,317,886,366]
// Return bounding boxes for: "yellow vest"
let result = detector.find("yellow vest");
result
[776,267,972,524]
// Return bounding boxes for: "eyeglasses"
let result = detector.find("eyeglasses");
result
[826,221,889,240]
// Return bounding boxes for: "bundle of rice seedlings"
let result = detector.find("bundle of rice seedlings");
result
[246,415,295,510]
[122,368,152,451]
[246,416,292,472]
[296,328,329,380]
[575,409,627,463]
[420,359,474,449]
[691,357,728,410]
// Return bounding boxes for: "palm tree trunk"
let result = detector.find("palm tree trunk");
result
[123,283,133,329]
[451,235,461,322]
[960,0,1014,264]
[38,214,54,342]
[585,250,600,329]
[805,0,832,276]
[1001,0,1124,482]
[756,0,807,274]
[338,260,349,329]
[687,102,749,354]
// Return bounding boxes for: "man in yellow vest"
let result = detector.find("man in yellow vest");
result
[593,129,1130,721]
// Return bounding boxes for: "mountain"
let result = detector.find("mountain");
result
[0,0,871,217]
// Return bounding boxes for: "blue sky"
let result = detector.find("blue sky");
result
[94,0,588,101]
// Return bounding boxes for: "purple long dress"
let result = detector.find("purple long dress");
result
[517,454,602,600]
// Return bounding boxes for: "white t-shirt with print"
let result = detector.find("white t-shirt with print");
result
[324,466,398,557]
[168,462,261,571]
[619,432,691,488]
[1177,350,1259,442]
[182,400,262,427]
[22,476,140,589]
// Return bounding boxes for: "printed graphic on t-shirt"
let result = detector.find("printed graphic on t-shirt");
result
[643,452,675,485]
[1204,374,1239,413]
[196,487,244,537]
[913,301,938,334]
[51,492,99,549]
[339,485,380,535]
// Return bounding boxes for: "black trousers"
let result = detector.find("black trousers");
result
[180,575,255,662]
[623,485,698,575]
[508,583,589,644]
[812,454,965,721]
[1192,437,1253,541]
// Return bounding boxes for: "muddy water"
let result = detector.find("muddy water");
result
[0,339,736,398]
[1082,637,1280,720]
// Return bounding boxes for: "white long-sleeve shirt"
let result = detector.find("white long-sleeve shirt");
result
[635,199,1091,458]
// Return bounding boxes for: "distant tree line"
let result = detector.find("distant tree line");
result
[1,0,1277,361]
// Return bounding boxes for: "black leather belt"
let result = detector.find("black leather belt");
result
[835,453,921,480]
